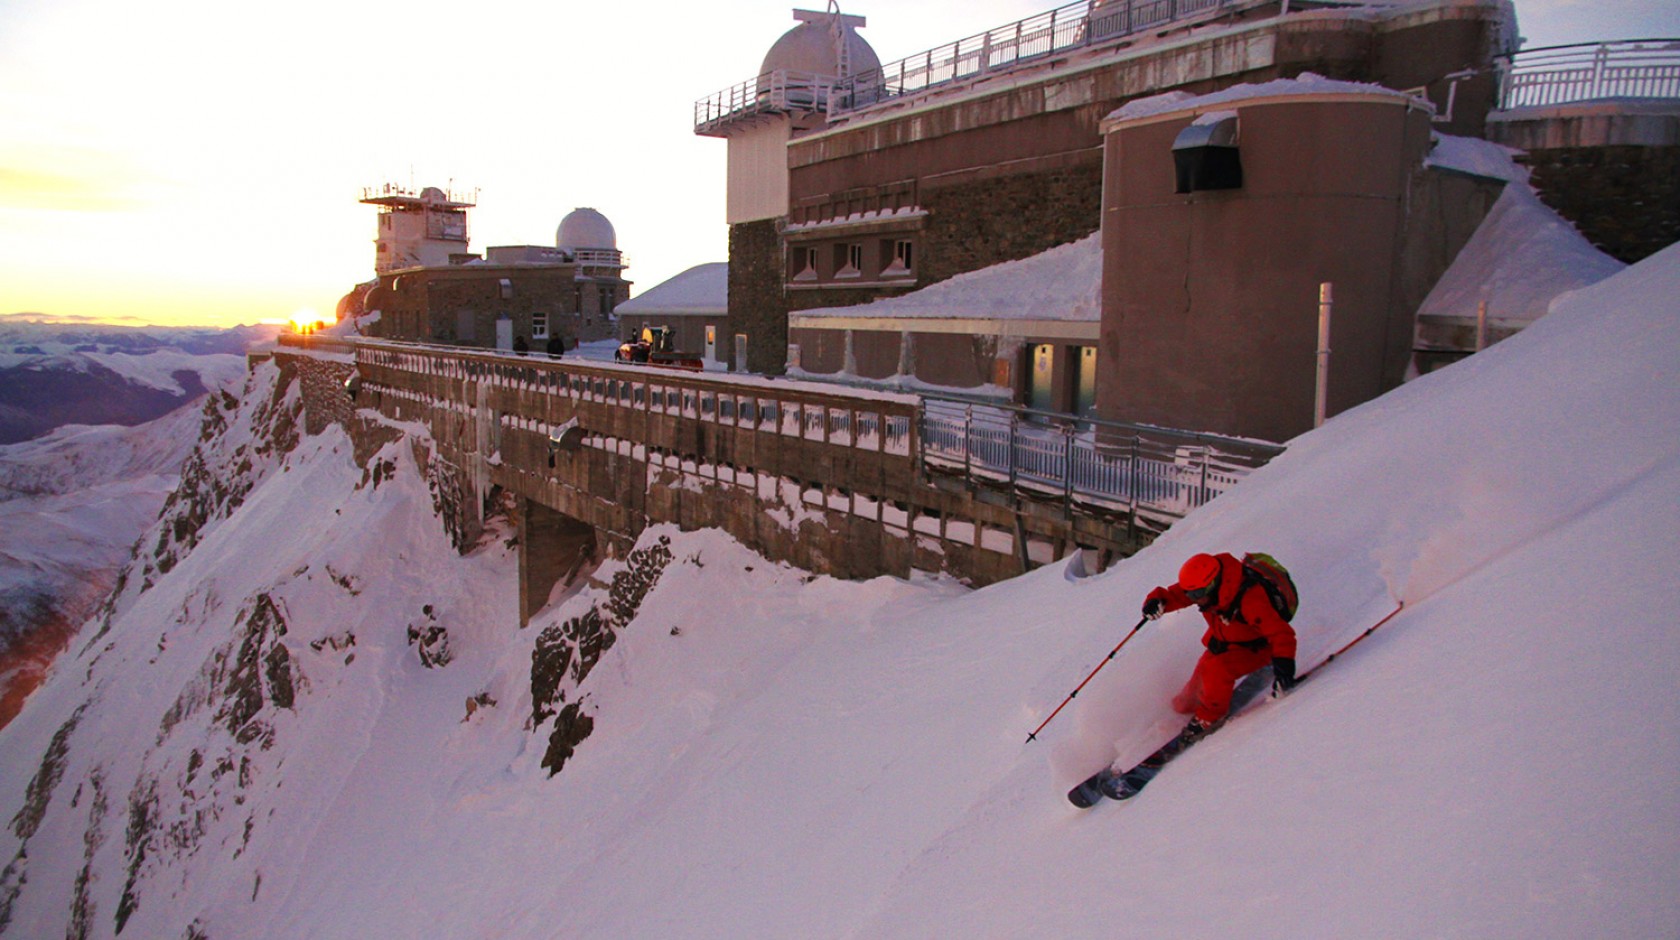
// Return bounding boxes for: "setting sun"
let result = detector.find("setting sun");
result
[287,309,326,334]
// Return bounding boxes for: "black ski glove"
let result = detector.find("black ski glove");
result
[1272,657,1297,695]
[1142,597,1166,621]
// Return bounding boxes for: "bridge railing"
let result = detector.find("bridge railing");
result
[918,397,1282,525]
[1497,39,1680,109]
[350,340,919,459]
[345,340,1280,527]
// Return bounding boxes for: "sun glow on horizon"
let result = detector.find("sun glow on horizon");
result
[284,308,328,334]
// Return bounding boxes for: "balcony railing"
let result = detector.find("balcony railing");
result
[694,70,840,135]
[692,0,1265,133]
[917,397,1282,527]
[1497,39,1680,109]
[831,0,1245,116]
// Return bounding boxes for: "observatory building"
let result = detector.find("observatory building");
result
[360,183,478,274]
[359,199,630,352]
[696,1,1653,442]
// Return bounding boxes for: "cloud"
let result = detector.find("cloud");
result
[0,311,150,324]
[0,165,151,213]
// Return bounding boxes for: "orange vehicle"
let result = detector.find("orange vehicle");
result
[616,326,704,371]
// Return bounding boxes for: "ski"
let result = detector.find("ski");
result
[1066,668,1273,808]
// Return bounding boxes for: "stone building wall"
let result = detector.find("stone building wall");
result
[727,220,788,375]
[363,265,624,350]
[1520,145,1680,264]
[919,162,1105,289]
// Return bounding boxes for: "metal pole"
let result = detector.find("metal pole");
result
[1026,616,1149,743]
[1314,282,1333,429]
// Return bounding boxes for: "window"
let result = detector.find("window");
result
[793,246,819,282]
[835,243,863,279]
[499,278,514,300]
[531,313,549,340]
[883,238,914,277]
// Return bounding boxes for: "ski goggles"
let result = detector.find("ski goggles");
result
[1185,577,1220,605]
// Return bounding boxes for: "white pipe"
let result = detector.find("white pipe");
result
[1315,282,1333,429]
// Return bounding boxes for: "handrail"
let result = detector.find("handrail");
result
[1497,39,1680,109]
[830,0,1246,116]
[334,338,1280,527]
[917,395,1282,524]
[692,0,1265,132]
[694,69,841,133]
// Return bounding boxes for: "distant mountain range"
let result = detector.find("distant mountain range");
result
[0,316,278,444]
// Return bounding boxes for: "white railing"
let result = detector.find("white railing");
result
[1498,39,1680,108]
[917,397,1281,526]
[692,0,1267,132]
[694,70,840,134]
[832,0,1243,115]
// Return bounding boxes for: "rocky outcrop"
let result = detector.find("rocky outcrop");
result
[530,535,674,775]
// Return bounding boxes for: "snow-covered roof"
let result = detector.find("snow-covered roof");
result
[1423,133,1526,183]
[1418,163,1624,326]
[614,262,728,317]
[792,233,1101,325]
[1103,73,1419,127]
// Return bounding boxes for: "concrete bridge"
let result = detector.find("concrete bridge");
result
[272,336,1281,623]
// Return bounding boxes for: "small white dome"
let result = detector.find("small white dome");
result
[556,207,616,251]
[760,17,879,79]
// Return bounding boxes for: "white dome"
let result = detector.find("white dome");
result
[760,18,879,79]
[556,207,617,251]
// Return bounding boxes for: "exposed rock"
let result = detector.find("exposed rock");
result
[530,535,675,776]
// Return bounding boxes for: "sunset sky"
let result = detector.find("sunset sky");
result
[2,0,1673,328]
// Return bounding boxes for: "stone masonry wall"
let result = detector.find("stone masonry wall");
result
[920,162,1105,289]
[1521,145,1680,264]
[728,219,787,375]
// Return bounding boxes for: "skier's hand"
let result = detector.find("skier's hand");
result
[1142,596,1166,621]
[1271,657,1297,695]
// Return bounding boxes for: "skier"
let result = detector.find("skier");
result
[1070,550,1302,805]
[1141,551,1298,748]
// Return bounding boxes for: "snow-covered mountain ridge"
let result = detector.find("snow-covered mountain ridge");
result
[0,246,1676,938]
[0,319,275,445]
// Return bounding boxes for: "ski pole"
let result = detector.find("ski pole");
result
[1026,616,1148,744]
[1299,601,1404,683]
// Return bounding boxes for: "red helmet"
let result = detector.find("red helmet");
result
[1178,553,1223,607]
[1178,553,1221,591]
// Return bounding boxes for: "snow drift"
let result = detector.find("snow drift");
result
[0,246,1675,939]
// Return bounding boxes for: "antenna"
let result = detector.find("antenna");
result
[830,0,850,78]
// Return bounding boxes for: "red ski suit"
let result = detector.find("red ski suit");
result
[1147,553,1297,725]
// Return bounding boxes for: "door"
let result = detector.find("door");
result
[1074,345,1097,418]
[1029,343,1054,412]
[495,315,513,351]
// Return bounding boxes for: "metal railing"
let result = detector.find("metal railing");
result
[694,69,841,134]
[349,339,918,459]
[1497,39,1680,109]
[334,339,1281,529]
[918,397,1282,525]
[831,0,1244,115]
[692,0,1261,132]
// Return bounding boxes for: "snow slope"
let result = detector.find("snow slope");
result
[0,246,1675,938]
[0,404,214,727]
